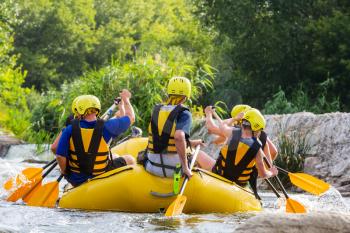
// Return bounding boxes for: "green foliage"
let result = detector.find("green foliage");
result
[12,0,96,90]
[26,54,215,143]
[274,124,311,189]
[0,0,32,137]
[8,0,214,91]
[196,0,350,111]
[264,82,340,114]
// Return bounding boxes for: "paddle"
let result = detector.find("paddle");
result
[6,161,57,202]
[276,165,330,196]
[3,159,56,191]
[165,145,200,217]
[26,174,64,207]
[263,157,306,213]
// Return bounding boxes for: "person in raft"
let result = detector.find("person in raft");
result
[196,107,278,187]
[55,90,136,186]
[50,95,83,154]
[143,76,204,178]
[204,104,278,199]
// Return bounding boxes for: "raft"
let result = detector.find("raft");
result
[58,137,262,213]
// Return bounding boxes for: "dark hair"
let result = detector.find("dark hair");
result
[242,120,252,130]
[65,114,74,127]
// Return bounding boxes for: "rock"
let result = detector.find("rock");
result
[304,157,322,174]
[0,131,24,157]
[264,113,350,192]
[340,179,350,186]
[234,212,350,233]
[337,184,350,193]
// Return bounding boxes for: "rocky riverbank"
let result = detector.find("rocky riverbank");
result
[0,130,24,158]
[264,112,350,197]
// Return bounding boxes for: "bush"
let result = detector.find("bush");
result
[274,122,311,189]
[26,53,215,143]
[264,82,340,114]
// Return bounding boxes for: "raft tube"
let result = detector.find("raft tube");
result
[58,137,261,213]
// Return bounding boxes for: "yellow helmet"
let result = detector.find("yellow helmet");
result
[76,95,101,115]
[231,104,251,118]
[242,108,266,131]
[167,76,191,99]
[71,96,83,115]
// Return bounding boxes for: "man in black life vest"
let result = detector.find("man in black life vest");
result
[196,108,278,186]
[143,77,203,179]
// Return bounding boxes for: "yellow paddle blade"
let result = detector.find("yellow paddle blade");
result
[22,182,43,203]
[27,181,59,208]
[289,172,330,196]
[286,198,307,213]
[6,178,42,202]
[3,178,14,191]
[165,195,187,217]
[3,168,43,191]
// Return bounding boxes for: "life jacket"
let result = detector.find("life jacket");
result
[145,104,189,177]
[213,128,261,186]
[68,119,109,176]
[147,104,189,154]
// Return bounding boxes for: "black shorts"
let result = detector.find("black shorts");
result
[106,157,127,171]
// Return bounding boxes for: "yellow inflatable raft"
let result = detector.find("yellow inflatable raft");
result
[58,137,262,213]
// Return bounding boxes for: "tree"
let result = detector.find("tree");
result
[0,0,32,136]
[196,0,350,111]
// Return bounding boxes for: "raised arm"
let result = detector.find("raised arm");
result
[119,89,135,124]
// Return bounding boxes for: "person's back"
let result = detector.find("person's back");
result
[56,91,136,186]
[143,77,194,178]
[212,126,262,186]
[197,108,278,186]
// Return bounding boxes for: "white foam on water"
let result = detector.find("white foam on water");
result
[290,187,349,213]
[5,144,52,161]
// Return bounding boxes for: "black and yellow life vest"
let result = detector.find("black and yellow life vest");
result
[68,119,109,176]
[147,104,188,154]
[213,128,261,186]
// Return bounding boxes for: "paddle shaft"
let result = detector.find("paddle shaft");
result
[263,157,290,198]
[43,159,56,170]
[275,166,289,175]
[178,145,200,195]
[265,178,281,198]
[101,104,117,120]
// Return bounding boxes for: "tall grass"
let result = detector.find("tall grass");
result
[274,122,311,189]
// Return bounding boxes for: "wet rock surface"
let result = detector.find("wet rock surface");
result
[235,212,350,233]
[265,112,350,197]
[0,131,24,157]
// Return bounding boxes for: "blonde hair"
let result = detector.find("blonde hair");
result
[165,95,186,105]
[83,108,99,117]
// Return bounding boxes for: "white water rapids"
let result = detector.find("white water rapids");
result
[0,144,349,233]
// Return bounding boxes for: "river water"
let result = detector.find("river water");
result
[0,145,349,233]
